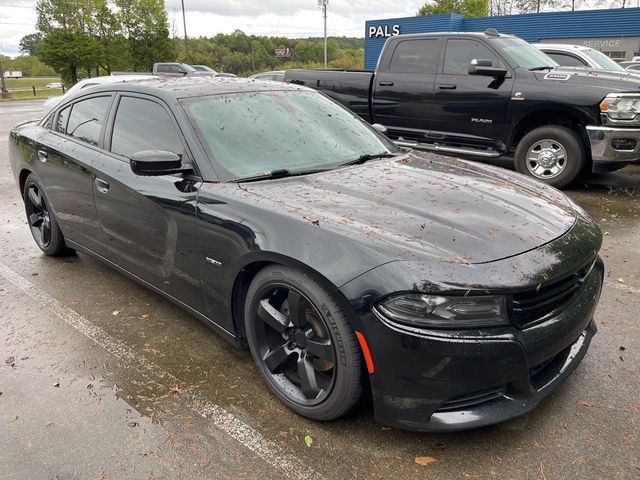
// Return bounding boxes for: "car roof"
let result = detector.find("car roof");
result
[84,76,306,100]
[534,43,590,51]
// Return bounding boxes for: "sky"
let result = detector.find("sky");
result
[0,0,424,57]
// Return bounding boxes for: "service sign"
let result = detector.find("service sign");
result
[368,24,400,38]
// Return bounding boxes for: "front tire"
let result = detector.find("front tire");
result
[514,125,586,189]
[23,173,72,256]
[244,265,364,421]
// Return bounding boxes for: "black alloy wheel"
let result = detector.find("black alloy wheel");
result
[23,173,72,256]
[254,284,336,405]
[25,182,52,249]
[245,266,363,420]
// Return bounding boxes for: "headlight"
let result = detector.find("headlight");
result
[374,294,509,329]
[600,94,640,121]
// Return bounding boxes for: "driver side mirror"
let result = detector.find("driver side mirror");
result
[129,150,186,176]
[468,58,507,78]
[177,68,188,76]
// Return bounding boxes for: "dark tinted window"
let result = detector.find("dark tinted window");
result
[111,96,184,159]
[389,39,439,74]
[628,64,640,71]
[56,105,70,133]
[156,64,170,73]
[66,96,111,146]
[546,52,587,67]
[443,39,503,75]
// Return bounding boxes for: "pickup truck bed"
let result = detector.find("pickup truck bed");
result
[289,70,374,122]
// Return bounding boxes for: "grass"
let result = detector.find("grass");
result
[4,76,61,89]
[0,76,64,101]
[4,88,64,100]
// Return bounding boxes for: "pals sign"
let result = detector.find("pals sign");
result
[368,24,400,38]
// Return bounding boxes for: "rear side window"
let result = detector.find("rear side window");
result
[56,106,70,133]
[65,96,111,146]
[546,52,587,67]
[110,96,184,159]
[443,39,504,75]
[156,64,170,73]
[389,39,439,74]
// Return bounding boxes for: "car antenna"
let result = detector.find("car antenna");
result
[484,28,500,37]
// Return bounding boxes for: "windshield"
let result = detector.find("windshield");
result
[490,37,558,70]
[183,90,399,180]
[583,48,625,72]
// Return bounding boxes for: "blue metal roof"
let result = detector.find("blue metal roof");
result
[364,7,640,70]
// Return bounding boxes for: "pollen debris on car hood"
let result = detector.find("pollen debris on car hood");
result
[212,153,577,264]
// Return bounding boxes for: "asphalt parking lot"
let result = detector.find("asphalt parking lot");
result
[1,100,638,480]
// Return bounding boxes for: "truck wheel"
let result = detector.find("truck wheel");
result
[514,126,585,189]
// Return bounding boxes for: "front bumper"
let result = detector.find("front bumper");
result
[586,125,640,163]
[359,258,603,432]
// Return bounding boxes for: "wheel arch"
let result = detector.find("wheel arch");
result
[508,109,591,157]
[18,168,33,197]
[230,252,357,341]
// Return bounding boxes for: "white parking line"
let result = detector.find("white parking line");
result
[605,280,640,296]
[0,262,322,480]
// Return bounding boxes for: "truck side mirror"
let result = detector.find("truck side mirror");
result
[469,59,507,78]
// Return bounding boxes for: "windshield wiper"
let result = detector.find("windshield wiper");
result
[529,66,556,71]
[235,168,328,183]
[339,152,398,167]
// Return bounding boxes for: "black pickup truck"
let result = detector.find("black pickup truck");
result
[285,30,640,187]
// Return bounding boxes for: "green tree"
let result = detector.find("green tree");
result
[38,29,102,83]
[116,0,175,71]
[418,0,488,17]
[19,33,43,56]
[513,0,558,13]
[6,55,56,76]
[36,0,107,81]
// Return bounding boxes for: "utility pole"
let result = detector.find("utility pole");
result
[318,0,328,69]
[181,0,189,62]
[0,62,8,94]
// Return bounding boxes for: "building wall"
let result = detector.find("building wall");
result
[364,7,640,70]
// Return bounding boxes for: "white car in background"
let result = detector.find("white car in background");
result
[43,75,154,111]
[533,43,640,78]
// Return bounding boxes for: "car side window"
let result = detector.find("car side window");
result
[546,52,587,67]
[443,39,504,75]
[389,39,439,74]
[55,105,71,133]
[156,65,169,73]
[110,96,184,159]
[64,96,111,146]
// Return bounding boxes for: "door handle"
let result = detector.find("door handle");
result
[95,177,110,193]
[379,81,394,86]
[438,84,457,90]
[37,150,48,163]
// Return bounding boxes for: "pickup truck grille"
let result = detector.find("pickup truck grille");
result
[511,261,594,328]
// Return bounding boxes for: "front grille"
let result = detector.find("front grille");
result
[436,386,505,412]
[511,261,594,328]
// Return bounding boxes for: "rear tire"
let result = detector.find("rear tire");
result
[244,265,364,421]
[514,126,585,189]
[23,173,73,256]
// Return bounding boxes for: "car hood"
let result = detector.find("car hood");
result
[233,153,577,264]
[534,67,640,92]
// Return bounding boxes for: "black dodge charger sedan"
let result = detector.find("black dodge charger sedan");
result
[8,77,603,431]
